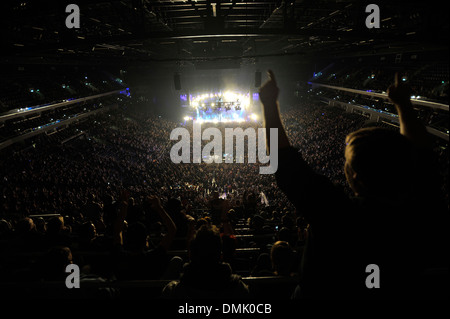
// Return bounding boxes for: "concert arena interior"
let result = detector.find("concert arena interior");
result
[0,0,448,304]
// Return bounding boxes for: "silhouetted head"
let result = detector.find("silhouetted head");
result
[270,241,293,276]
[79,221,97,241]
[46,216,64,235]
[16,217,36,235]
[42,246,73,280]
[35,217,46,233]
[189,224,222,266]
[344,127,415,199]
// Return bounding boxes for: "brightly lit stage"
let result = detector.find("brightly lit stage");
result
[182,91,259,123]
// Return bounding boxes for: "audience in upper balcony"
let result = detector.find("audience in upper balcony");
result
[0,66,126,112]
[310,58,448,103]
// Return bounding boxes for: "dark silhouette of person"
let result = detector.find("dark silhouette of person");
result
[259,70,448,299]
[112,193,177,280]
[162,224,250,299]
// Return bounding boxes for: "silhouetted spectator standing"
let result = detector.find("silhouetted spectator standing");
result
[259,70,448,299]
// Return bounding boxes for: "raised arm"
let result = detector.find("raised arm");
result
[258,70,290,151]
[147,195,177,251]
[258,70,350,225]
[387,72,432,148]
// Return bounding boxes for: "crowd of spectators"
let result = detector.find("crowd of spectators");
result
[312,87,449,134]
[0,65,125,112]
[0,94,448,299]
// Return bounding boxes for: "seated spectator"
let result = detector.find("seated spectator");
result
[249,244,299,299]
[39,245,74,281]
[34,217,47,235]
[84,199,106,235]
[43,216,72,250]
[270,241,295,277]
[162,224,250,299]
[77,221,104,251]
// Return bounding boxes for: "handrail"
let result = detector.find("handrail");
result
[0,90,123,123]
[309,82,449,111]
[0,103,118,150]
[326,98,449,141]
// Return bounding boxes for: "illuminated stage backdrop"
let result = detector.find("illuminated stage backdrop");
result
[182,91,259,123]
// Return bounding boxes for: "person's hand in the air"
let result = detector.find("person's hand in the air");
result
[259,70,279,106]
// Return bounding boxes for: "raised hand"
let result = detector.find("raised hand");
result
[146,195,177,251]
[258,69,290,150]
[259,70,279,106]
[387,73,430,147]
[387,72,412,108]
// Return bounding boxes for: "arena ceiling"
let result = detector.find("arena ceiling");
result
[2,0,449,66]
